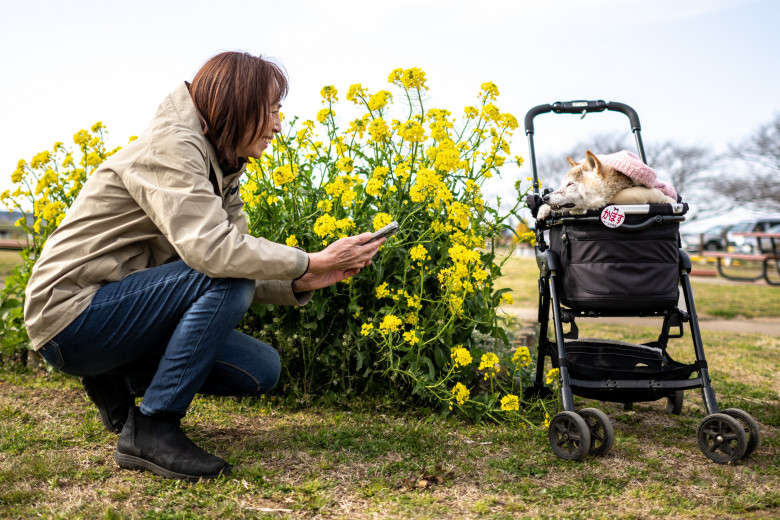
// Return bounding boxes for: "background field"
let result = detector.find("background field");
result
[0,250,21,280]
[1,252,778,519]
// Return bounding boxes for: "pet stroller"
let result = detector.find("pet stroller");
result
[522,100,759,463]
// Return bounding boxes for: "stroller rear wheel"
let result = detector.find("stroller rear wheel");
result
[579,408,614,456]
[548,411,591,461]
[697,413,748,464]
[721,408,760,458]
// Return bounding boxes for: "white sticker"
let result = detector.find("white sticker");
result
[600,205,626,228]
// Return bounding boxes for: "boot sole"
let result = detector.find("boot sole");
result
[114,451,231,482]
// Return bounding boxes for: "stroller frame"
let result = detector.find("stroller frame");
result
[523,100,759,463]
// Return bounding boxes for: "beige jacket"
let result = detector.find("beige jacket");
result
[24,82,310,350]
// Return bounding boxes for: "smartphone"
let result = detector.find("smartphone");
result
[367,221,399,243]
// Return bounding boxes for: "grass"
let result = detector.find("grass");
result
[499,255,780,320]
[1,255,779,519]
[0,250,22,280]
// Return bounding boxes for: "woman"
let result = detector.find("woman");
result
[24,51,383,481]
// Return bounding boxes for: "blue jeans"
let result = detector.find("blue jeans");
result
[38,260,280,417]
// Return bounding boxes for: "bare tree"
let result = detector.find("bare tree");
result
[533,132,630,190]
[721,114,780,211]
[646,141,714,198]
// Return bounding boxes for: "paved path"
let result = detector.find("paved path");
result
[505,307,780,337]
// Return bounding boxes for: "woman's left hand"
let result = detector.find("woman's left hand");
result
[292,268,361,293]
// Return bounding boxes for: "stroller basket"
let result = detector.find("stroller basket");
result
[564,338,696,382]
[547,204,685,312]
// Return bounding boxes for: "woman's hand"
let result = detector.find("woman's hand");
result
[291,268,361,293]
[292,232,384,292]
[306,233,384,274]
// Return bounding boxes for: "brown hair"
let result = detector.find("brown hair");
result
[189,51,288,170]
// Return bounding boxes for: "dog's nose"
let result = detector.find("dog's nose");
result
[542,193,551,203]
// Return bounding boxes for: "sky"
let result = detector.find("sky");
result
[2,0,779,221]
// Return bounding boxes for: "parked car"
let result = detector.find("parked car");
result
[726,217,780,254]
[681,224,730,252]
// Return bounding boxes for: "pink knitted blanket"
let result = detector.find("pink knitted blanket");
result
[597,151,678,201]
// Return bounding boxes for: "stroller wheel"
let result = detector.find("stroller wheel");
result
[579,408,614,456]
[548,411,591,461]
[667,391,684,415]
[697,413,748,464]
[721,408,760,458]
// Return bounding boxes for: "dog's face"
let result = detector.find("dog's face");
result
[542,151,634,213]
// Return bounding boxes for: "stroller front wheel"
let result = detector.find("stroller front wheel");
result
[697,413,748,464]
[548,411,591,461]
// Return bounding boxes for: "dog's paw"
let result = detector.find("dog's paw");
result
[536,204,551,220]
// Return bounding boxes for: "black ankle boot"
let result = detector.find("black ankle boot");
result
[80,374,134,433]
[114,407,231,481]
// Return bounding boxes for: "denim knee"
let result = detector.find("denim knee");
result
[213,277,255,321]
[206,349,280,396]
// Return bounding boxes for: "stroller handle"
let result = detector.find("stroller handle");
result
[524,100,646,197]
[524,100,642,135]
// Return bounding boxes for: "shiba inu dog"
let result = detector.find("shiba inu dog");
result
[536,150,676,220]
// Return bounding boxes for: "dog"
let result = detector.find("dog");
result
[536,150,676,220]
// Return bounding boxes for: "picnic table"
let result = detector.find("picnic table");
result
[701,232,780,285]
[0,239,24,251]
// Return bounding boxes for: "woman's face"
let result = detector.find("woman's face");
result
[236,103,282,159]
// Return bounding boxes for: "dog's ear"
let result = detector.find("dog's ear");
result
[566,156,578,167]
[585,150,604,176]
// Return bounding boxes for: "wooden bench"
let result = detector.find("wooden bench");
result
[701,251,780,285]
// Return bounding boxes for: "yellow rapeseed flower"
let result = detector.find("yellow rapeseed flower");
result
[478,352,500,380]
[360,323,374,336]
[451,382,470,406]
[313,214,337,237]
[410,244,429,263]
[512,346,532,368]
[480,81,500,101]
[320,85,338,103]
[368,118,390,142]
[272,164,296,187]
[285,235,299,248]
[335,156,354,173]
[73,129,90,147]
[368,90,393,111]
[546,368,560,385]
[31,150,51,169]
[375,282,390,299]
[398,120,426,143]
[450,346,473,368]
[379,315,403,333]
[346,83,368,104]
[388,67,429,91]
[317,108,333,124]
[500,394,519,412]
[403,330,419,345]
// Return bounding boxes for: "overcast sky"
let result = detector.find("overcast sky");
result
[2,0,779,214]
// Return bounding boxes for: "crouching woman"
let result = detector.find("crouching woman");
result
[24,51,383,481]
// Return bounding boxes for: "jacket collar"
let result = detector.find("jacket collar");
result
[170,82,233,195]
